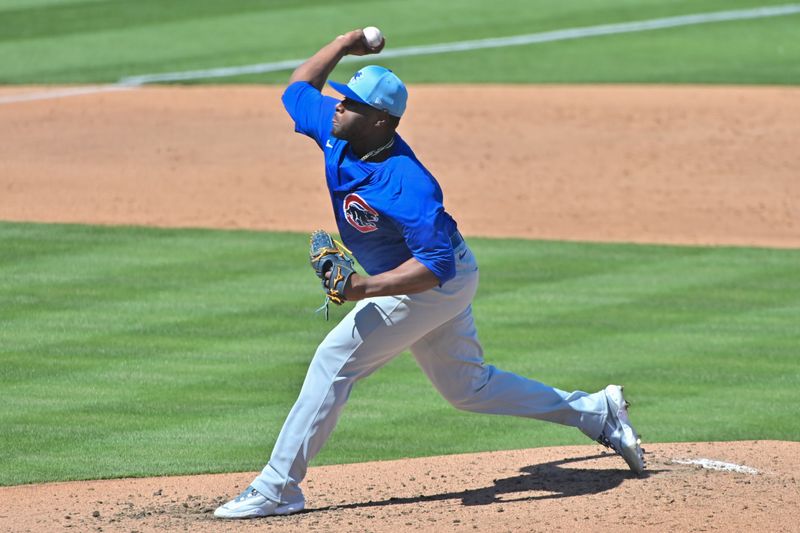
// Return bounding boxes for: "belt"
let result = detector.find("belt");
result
[450,230,464,248]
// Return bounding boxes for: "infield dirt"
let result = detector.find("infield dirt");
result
[0,85,798,532]
[1,84,798,247]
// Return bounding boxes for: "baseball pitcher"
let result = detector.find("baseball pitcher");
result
[215,28,644,519]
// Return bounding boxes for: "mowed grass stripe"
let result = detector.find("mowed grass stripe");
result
[1,221,798,485]
[0,0,362,42]
[1,0,798,84]
[121,5,800,85]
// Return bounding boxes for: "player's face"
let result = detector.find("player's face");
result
[332,98,380,141]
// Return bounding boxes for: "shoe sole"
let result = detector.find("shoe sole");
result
[618,425,645,475]
[214,501,304,519]
[605,385,646,475]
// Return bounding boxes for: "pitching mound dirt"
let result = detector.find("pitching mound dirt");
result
[1,85,798,532]
[1,442,797,532]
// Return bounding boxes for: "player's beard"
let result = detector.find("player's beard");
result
[331,111,371,141]
[331,119,349,140]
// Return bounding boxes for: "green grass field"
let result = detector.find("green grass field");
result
[1,0,799,487]
[0,0,799,84]
[2,222,798,485]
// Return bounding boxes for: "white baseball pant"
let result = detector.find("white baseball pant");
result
[251,240,609,505]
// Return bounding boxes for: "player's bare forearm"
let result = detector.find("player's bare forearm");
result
[346,257,439,300]
[288,37,348,90]
[288,30,384,90]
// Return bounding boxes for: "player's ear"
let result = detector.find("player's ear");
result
[374,111,399,129]
[372,112,388,127]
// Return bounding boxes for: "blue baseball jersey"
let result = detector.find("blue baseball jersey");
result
[282,81,458,284]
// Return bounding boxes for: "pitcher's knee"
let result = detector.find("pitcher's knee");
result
[438,366,493,411]
[444,386,489,411]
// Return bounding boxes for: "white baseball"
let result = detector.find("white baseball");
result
[362,26,383,48]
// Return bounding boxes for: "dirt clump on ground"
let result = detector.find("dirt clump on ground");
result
[0,85,798,532]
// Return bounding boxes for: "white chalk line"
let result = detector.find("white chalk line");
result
[1,3,798,105]
[117,4,800,85]
[672,458,760,475]
[0,85,131,104]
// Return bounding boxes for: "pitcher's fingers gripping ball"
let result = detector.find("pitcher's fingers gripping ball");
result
[309,230,356,318]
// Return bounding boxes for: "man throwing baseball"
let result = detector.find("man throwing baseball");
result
[215,29,644,519]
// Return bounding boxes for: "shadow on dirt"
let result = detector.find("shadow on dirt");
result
[314,453,660,512]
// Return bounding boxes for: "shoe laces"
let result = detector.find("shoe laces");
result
[598,402,625,454]
[597,431,620,453]
[235,487,260,503]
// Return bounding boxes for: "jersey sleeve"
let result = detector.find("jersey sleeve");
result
[387,165,456,285]
[281,81,338,149]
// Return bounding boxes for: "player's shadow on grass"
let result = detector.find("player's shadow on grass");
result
[314,453,659,512]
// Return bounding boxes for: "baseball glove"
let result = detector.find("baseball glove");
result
[309,230,355,317]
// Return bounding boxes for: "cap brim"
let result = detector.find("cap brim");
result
[328,80,369,106]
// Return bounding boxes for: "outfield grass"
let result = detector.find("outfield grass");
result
[2,0,798,488]
[0,0,798,84]
[1,221,798,485]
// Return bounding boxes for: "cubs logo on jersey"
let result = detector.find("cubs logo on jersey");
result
[343,193,379,233]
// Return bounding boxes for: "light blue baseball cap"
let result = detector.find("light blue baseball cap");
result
[328,65,408,118]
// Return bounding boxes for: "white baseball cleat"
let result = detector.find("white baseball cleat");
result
[213,486,304,519]
[598,384,645,475]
